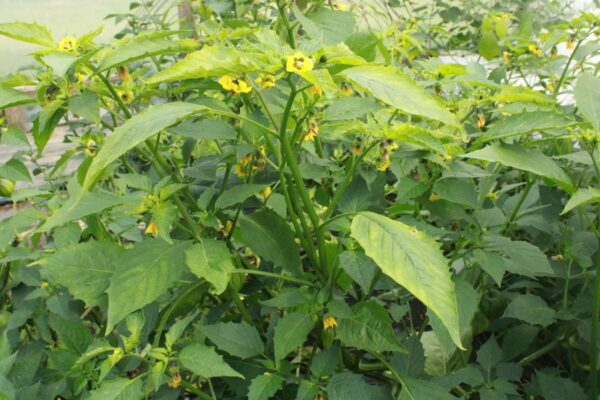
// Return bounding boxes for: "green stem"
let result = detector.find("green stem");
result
[502,179,534,233]
[276,0,296,48]
[231,268,318,287]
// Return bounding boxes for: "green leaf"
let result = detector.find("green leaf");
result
[0,158,32,182]
[338,250,378,294]
[350,212,462,349]
[68,91,100,124]
[308,9,356,45]
[464,143,574,193]
[574,72,600,131]
[481,111,575,143]
[341,66,461,128]
[478,32,500,60]
[273,312,314,362]
[83,102,205,193]
[537,371,586,400]
[178,343,243,379]
[335,300,405,353]
[0,208,43,250]
[562,187,600,214]
[87,377,143,400]
[39,191,124,232]
[48,316,92,355]
[98,36,196,71]
[215,184,265,209]
[145,46,261,84]
[476,336,502,372]
[324,97,380,121]
[327,372,391,400]
[33,99,66,154]
[398,377,456,400]
[502,294,556,327]
[472,249,505,286]
[34,241,122,307]
[201,322,264,359]
[484,237,552,278]
[0,21,55,47]
[185,240,234,294]
[0,86,35,111]
[433,178,477,208]
[106,240,190,333]
[247,373,284,400]
[169,119,236,140]
[239,210,303,277]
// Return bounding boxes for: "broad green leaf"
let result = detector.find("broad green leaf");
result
[0,158,32,182]
[169,119,236,140]
[310,342,341,378]
[0,86,35,111]
[98,36,196,71]
[239,210,303,276]
[178,343,243,379]
[309,9,356,45]
[48,316,92,354]
[0,208,43,250]
[324,97,380,121]
[247,373,284,400]
[273,312,314,362]
[335,301,405,353]
[476,336,501,373]
[146,46,262,84]
[481,111,575,143]
[39,192,123,232]
[338,250,378,294]
[537,371,586,400]
[490,86,553,105]
[433,178,477,208]
[87,377,143,400]
[472,249,505,286]
[33,99,66,154]
[384,124,445,154]
[327,372,391,400]
[83,102,205,193]
[341,66,461,128]
[106,240,190,333]
[464,143,574,193]
[399,377,456,400]
[34,241,122,307]
[483,237,552,278]
[201,322,264,359]
[350,212,462,349]
[215,184,265,209]
[478,32,500,60]
[562,187,600,214]
[165,313,197,351]
[68,91,100,123]
[296,380,319,400]
[0,21,55,47]
[185,240,234,294]
[502,294,556,327]
[574,72,600,131]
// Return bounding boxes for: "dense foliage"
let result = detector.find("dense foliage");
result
[0,0,599,399]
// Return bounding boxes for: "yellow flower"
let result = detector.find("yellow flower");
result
[116,89,134,104]
[376,156,391,172]
[261,186,272,200]
[476,114,486,129]
[286,52,314,73]
[218,75,252,94]
[546,82,555,93]
[40,282,49,289]
[224,220,233,235]
[502,51,511,63]
[550,47,558,59]
[487,191,498,202]
[84,139,97,157]
[73,72,86,84]
[441,154,452,162]
[566,38,574,50]
[429,192,441,202]
[352,145,361,155]
[255,75,276,89]
[323,315,337,330]
[303,122,319,142]
[118,66,130,82]
[340,82,354,95]
[145,221,158,235]
[528,44,542,57]
[234,149,266,178]
[58,36,77,52]
[168,373,181,389]
[332,3,347,11]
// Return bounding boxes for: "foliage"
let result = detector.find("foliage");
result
[0,0,599,399]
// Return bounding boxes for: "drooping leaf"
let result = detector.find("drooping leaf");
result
[215,184,265,209]
[464,143,574,193]
[247,373,284,400]
[327,372,391,400]
[537,371,586,400]
[34,241,123,308]
[201,322,264,359]
[239,209,303,276]
[502,294,556,327]
[476,336,502,373]
[483,237,552,278]
[106,240,190,333]
[185,240,234,294]
[87,377,143,400]
[68,91,100,123]
[273,313,314,363]
[83,102,205,193]
[574,72,600,131]
[169,118,237,140]
[398,376,456,400]
[0,21,55,47]
[0,158,32,182]
[351,212,462,348]
[338,250,378,294]
[341,66,461,128]
[335,301,405,353]
[480,111,575,143]
[562,187,600,214]
[478,32,500,60]
[308,9,356,45]
[178,343,243,379]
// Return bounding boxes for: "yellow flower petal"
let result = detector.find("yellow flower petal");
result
[323,315,337,330]
[286,52,314,73]
[145,221,158,235]
[58,36,77,52]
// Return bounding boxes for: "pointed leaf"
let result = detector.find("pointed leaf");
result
[273,313,314,362]
[201,322,264,359]
[247,373,284,400]
[87,377,143,400]
[0,21,54,47]
[574,72,600,131]
[178,343,243,379]
[562,187,600,214]
[185,240,234,294]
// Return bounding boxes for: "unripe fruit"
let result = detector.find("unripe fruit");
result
[0,179,15,197]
